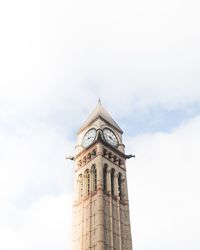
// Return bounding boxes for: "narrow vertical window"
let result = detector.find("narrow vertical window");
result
[111,169,115,196]
[103,148,107,156]
[103,165,107,191]
[91,165,97,192]
[85,169,90,196]
[118,173,122,200]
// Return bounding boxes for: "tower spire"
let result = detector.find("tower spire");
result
[98,97,102,105]
[78,100,123,134]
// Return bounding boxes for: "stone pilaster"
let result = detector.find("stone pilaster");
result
[114,172,119,197]
[96,144,104,250]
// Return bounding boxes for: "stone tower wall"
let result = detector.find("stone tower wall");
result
[72,143,132,250]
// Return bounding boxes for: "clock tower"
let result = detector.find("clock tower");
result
[71,101,133,250]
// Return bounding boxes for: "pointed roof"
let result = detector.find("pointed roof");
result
[78,100,123,134]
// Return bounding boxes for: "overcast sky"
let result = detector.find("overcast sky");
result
[0,0,200,249]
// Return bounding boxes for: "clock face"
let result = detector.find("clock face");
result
[103,128,118,147]
[82,128,97,148]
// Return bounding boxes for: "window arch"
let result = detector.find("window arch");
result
[91,165,97,192]
[77,174,83,199]
[111,168,115,196]
[85,169,90,196]
[103,165,107,191]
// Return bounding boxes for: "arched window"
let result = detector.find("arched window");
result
[111,169,115,196]
[118,173,122,200]
[83,156,87,164]
[103,165,107,191]
[91,165,97,192]
[85,169,90,196]
[77,174,83,199]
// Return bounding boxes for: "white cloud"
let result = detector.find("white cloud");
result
[0,194,73,250]
[0,0,200,249]
[0,126,73,197]
[0,116,74,250]
[0,0,200,118]
[126,115,200,249]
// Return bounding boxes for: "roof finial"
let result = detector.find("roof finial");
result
[98,97,102,105]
